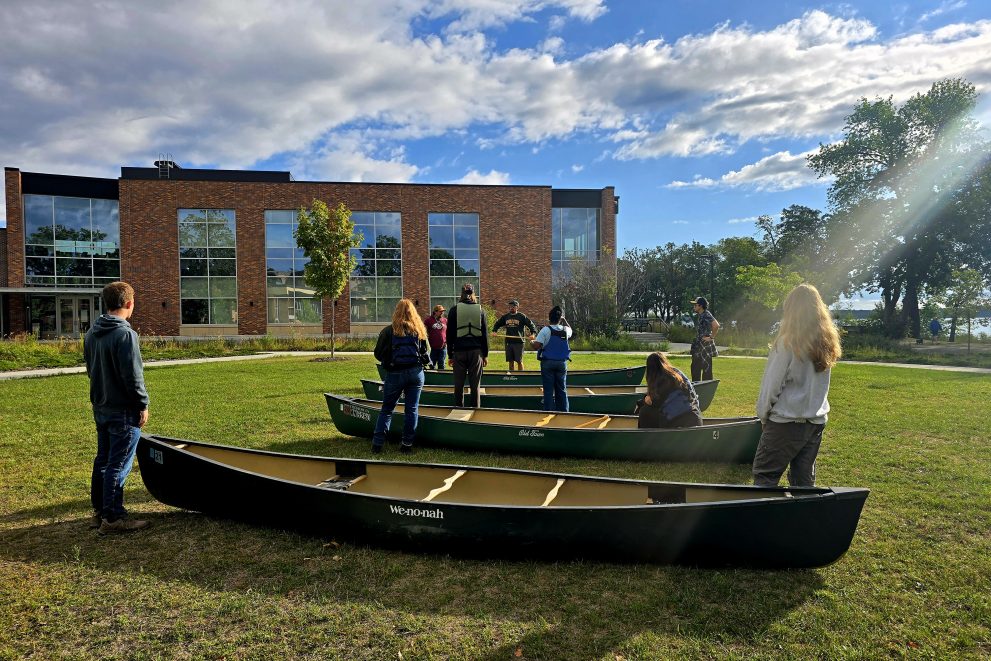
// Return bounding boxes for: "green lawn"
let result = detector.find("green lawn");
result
[1,354,989,659]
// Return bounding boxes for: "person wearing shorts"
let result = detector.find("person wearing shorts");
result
[492,299,537,371]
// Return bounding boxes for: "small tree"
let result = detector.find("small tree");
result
[933,268,990,352]
[294,200,361,358]
[735,263,804,311]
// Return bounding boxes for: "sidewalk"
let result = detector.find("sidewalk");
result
[2,348,989,381]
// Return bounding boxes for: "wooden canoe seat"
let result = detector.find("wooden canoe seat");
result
[574,415,610,429]
[534,414,556,427]
[584,388,595,395]
[446,409,474,421]
[541,479,566,506]
[317,474,366,490]
[423,470,466,502]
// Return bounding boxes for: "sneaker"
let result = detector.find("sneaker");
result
[399,444,414,454]
[371,445,383,454]
[89,511,102,529]
[98,518,150,535]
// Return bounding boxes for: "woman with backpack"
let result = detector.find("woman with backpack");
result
[635,352,702,429]
[371,299,430,454]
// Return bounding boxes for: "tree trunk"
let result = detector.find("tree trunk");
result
[902,280,921,340]
[331,300,336,359]
[949,312,958,342]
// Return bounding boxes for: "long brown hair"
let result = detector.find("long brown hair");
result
[459,283,477,304]
[392,299,428,340]
[645,352,690,403]
[776,283,842,372]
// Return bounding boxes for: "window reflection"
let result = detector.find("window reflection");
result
[265,210,321,324]
[551,207,600,278]
[179,208,238,324]
[428,212,480,311]
[22,194,121,287]
[348,211,403,322]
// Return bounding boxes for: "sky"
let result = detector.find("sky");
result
[2,0,990,271]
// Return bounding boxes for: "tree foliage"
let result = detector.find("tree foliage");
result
[294,199,361,358]
[735,263,804,310]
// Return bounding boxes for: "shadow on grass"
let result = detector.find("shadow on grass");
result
[0,511,824,655]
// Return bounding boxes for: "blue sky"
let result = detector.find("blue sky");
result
[2,0,990,264]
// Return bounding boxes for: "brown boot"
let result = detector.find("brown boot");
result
[89,511,102,529]
[98,517,150,535]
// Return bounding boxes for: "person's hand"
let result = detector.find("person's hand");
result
[139,409,149,428]
[448,358,454,367]
[644,395,652,406]
[703,335,712,341]
[482,357,488,367]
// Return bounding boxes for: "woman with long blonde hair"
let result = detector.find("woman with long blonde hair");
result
[752,284,841,487]
[371,299,430,454]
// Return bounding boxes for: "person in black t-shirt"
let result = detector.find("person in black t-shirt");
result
[492,299,537,371]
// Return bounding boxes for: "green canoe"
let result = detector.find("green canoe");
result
[359,378,718,415]
[376,363,646,387]
[326,393,761,463]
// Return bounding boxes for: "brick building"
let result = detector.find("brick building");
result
[2,163,617,338]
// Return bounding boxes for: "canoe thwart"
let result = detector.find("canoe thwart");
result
[541,478,566,507]
[423,469,467,502]
[318,474,367,491]
[575,415,610,429]
[446,409,475,421]
[534,414,556,427]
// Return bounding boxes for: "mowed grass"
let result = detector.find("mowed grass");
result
[1,353,989,659]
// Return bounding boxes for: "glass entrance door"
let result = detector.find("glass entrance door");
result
[54,296,101,338]
[59,298,75,337]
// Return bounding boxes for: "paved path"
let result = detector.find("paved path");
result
[2,348,989,381]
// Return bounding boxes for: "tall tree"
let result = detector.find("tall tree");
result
[809,78,989,339]
[294,200,361,358]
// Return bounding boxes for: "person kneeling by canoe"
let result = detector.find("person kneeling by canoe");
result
[371,299,430,454]
[635,352,702,429]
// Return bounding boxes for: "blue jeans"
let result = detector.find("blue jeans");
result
[372,366,425,448]
[91,409,142,522]
[429,347,446,370]
[540,359,569,412]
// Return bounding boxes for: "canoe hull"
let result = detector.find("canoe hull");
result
[327,394,761,463]
[378,364,647,387]
[360,379,719,415]
[137,435,868,568]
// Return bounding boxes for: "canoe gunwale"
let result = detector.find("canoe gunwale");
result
[327,393,758,435]
[142,434,843,511]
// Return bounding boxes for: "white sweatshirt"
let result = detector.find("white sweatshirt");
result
[756,344,831,424]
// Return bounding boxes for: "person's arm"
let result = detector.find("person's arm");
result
[531,326,548,349]
[710,318,720,336]
[373,327,391,364]
[525,315,538,336]
[117,331,150,426]
[755,346,790,424]
[480,311,489,362]
[492,314,506,335]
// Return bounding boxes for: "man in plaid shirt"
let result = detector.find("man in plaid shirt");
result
[690,296,720,381]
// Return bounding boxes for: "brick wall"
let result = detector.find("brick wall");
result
[600,186,618,274]
[3,174,613,337]
[0,227,7,287]
[4,169,26,332]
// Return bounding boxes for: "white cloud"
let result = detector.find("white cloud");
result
[727,216,758,224]
[919,1,967,24]
[671,220,689,225]
[449,168,511,184]
[0,3,988,184]
[666,151,827,192]
[571,163,584,172]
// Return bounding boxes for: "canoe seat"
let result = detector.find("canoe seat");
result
[584,388,595,395]
[541,479,566,506]
[446,409,474,421]
[534,414,556,427]
[423,470,467,502]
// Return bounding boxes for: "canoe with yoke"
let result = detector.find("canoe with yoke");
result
[359,378,719,414]
[137,434,869,568]
[325,393,761,463]
[377,363,647,387]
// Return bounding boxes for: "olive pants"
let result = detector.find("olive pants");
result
[751,420,825,487]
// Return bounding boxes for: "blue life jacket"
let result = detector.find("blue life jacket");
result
[390,334,421,369]
[538,326,571,362]
[660,371,699,420]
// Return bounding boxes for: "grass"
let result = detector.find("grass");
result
[1,354,990,659]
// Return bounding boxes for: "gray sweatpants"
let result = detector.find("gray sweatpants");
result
[751,420,825,487]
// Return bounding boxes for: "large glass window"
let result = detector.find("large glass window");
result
[265,210,321,324]
[178,209,237,325]
[552,207,600,278]
[428,212,480,312]
[23,194,121,287]
[349,212,402,322]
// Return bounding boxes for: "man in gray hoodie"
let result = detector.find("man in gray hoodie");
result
[84,281,150,534]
